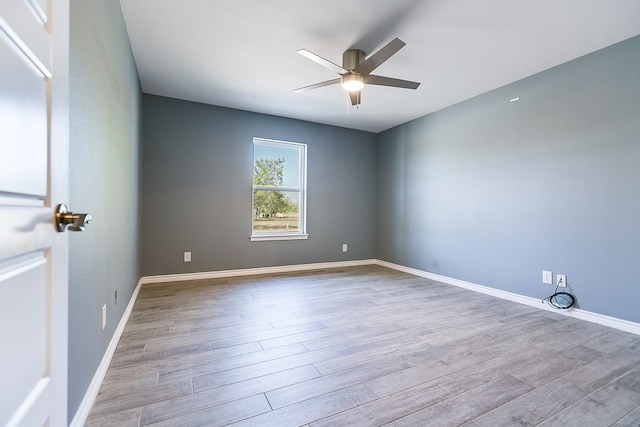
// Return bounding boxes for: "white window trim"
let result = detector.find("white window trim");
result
[251,137,307,241]
[250,233,309,242]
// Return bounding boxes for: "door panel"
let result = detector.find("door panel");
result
[0,0,69,425]
[0,13,48,197]
[0,257,48,425]
[0,1,49,69]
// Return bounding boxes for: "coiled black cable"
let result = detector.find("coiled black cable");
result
[542,284,575,310]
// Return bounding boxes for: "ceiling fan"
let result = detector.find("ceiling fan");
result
[293,38,420,106]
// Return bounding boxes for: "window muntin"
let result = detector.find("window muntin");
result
[251,138,307,240]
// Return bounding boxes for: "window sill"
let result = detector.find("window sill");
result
[250,234,309,242]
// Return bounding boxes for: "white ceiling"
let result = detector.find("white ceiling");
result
[119,0,640,133]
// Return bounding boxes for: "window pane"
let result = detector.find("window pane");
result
[253,190,300,233]
[251,138,306,240]
[254,143,300,187]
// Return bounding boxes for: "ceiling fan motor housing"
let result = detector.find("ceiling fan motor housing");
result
[343,49,365,70]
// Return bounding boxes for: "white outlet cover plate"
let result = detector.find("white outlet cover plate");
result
[101,304,107,330]
[542,270,553,285]
[557,274,567,287]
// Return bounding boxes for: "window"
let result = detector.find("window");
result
[251,138,307,241]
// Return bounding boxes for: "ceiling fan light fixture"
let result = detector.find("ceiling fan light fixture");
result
[341,74,364,92]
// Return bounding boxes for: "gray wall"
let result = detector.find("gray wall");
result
[69,0,141,421]
[141,95,377,276]
[377,36,640,323]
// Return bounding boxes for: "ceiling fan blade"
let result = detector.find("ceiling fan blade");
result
[353,38,406,75]
[297,49,347,75]
[293,78,341,93]
[365,75,420,89]
[349,90,361,106]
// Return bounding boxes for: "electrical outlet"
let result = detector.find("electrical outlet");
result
[557,274,567,288]
[342,243,348,253]
[101,304,107,330]
[542,270,553,285]
[184,251,191,262]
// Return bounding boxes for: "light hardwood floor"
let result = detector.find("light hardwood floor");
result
[86,265,640,426]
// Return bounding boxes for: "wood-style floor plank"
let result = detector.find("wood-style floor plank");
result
[393,375,535,426]
[140,365,321,425]
[85,265,640,426]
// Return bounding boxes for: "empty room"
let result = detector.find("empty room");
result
[1,1,639,426]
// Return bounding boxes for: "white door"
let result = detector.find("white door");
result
[0,0,70,426]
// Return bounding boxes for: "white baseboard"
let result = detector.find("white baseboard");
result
[69,278,143,427]
[376,260,640,336]
[141,259,378,285]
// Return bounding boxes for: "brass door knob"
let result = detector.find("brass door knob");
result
[55,204,92,232]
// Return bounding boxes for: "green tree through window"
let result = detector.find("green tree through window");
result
[253,158,288,218]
